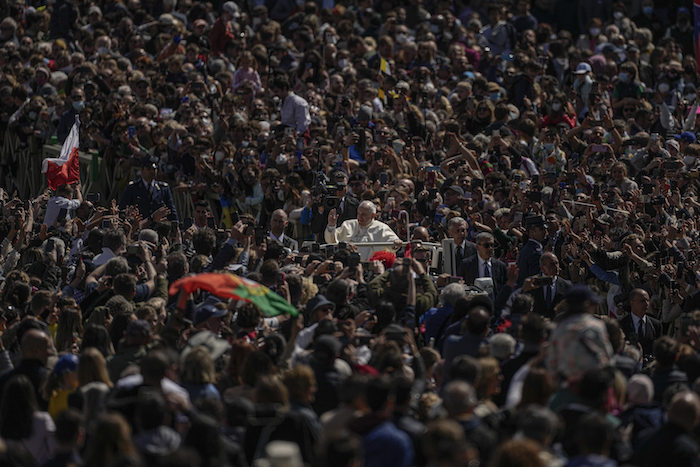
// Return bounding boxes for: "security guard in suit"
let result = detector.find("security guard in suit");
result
[119,157,179,221]
[516,215,547,286]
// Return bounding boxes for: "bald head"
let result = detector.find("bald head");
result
[412,226,430,242]
[667,391,700,431]
[21,328,53,364]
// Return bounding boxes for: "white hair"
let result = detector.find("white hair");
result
[489,333,516,361]
[359,200,377,214]
[440,283,466,307]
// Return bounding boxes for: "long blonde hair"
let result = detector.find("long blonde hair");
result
[78,347,113,388]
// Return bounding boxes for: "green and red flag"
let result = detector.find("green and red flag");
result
[169,272,298,318]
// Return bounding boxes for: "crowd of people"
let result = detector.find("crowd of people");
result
[1,0,700,465]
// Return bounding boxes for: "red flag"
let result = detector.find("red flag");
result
[42,116,80,190]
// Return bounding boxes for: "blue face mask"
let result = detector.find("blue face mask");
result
[72,100,85,111]
[489,92,500,101]
[618,72,629,82]
[642,6,653,15]
[544,143,555,152]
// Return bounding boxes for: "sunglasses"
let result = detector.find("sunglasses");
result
[479,243,495,248]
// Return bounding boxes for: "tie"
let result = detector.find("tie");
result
[637,318,645,338]
[484,261,490,278]
[545,285,552,309]
[456,245,463,264]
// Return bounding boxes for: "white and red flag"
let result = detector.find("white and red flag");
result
[42,116,80,190]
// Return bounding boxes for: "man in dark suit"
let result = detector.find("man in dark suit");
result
[459,232,507,286]
[443,216,477,272]
[458,232,512,313]
[119,157,179,221]
[517,215,547,286]
[620,288,662,357]
[524,252,572,320]
[310,170,359,236]
[269,208,298,252]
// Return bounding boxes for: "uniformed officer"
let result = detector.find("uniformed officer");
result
[119,157,179,221]
[516,215,547,286]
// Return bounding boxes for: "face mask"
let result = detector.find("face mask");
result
[613,11,624,20]
[214,151,225,162]
[337,59,349,69]
[551,102,562,112]
[277,189,285,201]
[28,111,37,120]
[509,111,519,120]
[642,6,653,15]
[658,82,670,93]
[466,39,475,47]
[252,17,261,28]
[240,140,249,148]
[589,27,600,36]
[544,143,555,152]
[72,100,84,111]
[325,33,337,45]
[489,92,500,101]
[97,47,109,55]
[430,24,440,34]
[618,72,629,82]
[396,33,408,44]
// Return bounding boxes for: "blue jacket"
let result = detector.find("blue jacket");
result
[364,421,413,467]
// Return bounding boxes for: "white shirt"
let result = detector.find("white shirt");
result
[631,313,646,336]
[479,256,492,278]
[93,247,117,267]
[43,196,81,227]
[325,219,399,244]
[270,232,286,243]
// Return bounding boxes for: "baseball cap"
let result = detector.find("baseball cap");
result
[446,185,466,197]
[193,302,228,326]
[673,131,696,143]
[125,319,151,338]
[222,1,240,17]
[53,354,79,376]
[573,62,592,74]
[306,294,335,314]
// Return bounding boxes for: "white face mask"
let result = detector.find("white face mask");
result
[252,17,261,28]
[589,27,601,36]
[396,33,408,44]
[337,58,349,69]
[658,83,670,93]
[551,102,562,112]
[97,46,109,55]
[613,11,624,20]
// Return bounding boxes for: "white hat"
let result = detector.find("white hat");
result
[573,62,592,74]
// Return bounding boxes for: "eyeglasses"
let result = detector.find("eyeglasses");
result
[479,243,495,248]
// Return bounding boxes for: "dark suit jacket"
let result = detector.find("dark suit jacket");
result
[274,234,299,252]
[458,254,512,315]
[620,313,663,356]
[459,255,507,289]
[119,179,179,221]
[528,277,572,320]
[310,195,359,235]
[516,239,543,286]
